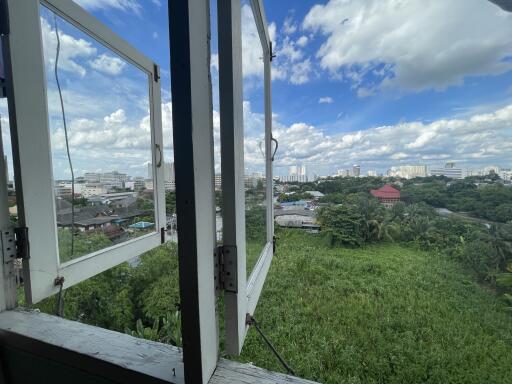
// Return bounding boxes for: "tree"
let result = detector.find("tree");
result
[317,205,364,247]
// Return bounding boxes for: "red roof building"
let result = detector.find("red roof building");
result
[370,184,401,207]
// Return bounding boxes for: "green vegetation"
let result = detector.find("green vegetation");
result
[35,242,181,341]
[401,176,512,223]
[284,174,512,223]
[317,192,512,299]
[58,228,112,263]
[23,174,512,382]
[238,230,512,383]
[246,183,268,275]
[277,192,313,202]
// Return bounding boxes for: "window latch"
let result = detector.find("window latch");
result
[1,226,29,264]
[214,245,237,296]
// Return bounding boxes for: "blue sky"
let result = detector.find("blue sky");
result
[2,0,512,179]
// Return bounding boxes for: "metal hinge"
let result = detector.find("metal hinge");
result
[153,63,160,82]
[214,245,237,295]
[1,226,29,264]
[269,41,276,62]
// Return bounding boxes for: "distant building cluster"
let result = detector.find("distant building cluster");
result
[279,164,307,182]
[54,162,176,200]
[306,162,512,182]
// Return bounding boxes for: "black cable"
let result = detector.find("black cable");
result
[246,315,295,376]
[54,277,65,317]
[53,14,75,255]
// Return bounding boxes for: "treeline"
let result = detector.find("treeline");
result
[401,176,512,223]
[281,174,512,223]
[317,192,512,308]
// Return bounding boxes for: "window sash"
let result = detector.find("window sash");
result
[219,0,273,355]
[5,0,166,304]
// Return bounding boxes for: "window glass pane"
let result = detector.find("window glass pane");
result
[40,6,157,264]
[241,1,267,277]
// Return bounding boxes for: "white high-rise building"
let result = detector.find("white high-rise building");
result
[100,171,127,189]
[352,164,360,177]
[500,168,512,181]
[398,165,427,179]
[335,169,350,177]
[288,164,307,182]
[84,172,100,183]
[429,163,463,179]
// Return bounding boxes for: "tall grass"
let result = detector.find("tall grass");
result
[236,229,512,383]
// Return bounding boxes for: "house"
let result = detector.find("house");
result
[370,184,401,208]
[305,190,324,199]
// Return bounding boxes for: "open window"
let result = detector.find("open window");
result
[5,0,166,304]
[218,0,274,354]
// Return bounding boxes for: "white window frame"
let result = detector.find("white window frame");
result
[218,0,274,355]
[5,0,166,304]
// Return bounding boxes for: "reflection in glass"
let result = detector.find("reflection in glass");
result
[40,6,156,263]
[241,1,267,277]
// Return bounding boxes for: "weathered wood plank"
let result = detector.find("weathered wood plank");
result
[0,309,184,383]
[0,310,319,383]
[211,359,320,384]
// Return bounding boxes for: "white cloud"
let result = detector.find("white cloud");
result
[152,31,159,39]
[104,109,127,124]
[265,103,512,171]
[282,16,298,35]
[303,0,512,93]
[319,97,334,104]
[41,17,97,77]
[73,0,141,13]
[210,53,219,72]
[49,102,174,180]
[290,59,312,85]
[279,37,304,62]
[296,35,309,47]
[241,5,312,85]
[241,4,266,78]
[356,87,375,98]
[89,54,126,75]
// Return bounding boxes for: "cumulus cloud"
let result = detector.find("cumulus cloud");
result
[303,0,512,93]
[319,96,334,104]
[104,109,127,124]
[290,59,312,85]
[89,54,126,75]
[49,101,174,178]
[282,16,298,35]
[41,17,96,77]
[266,103,512,171]
[241,4,266,78]
[241,5,312,85]
[296,35,309,47]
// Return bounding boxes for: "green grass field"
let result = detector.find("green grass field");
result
[236,229,512,384]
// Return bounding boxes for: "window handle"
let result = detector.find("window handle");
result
[156,143,162,167]
[271,136,278,161]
